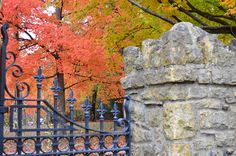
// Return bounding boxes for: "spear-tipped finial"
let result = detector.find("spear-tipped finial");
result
[34,66,44,83]
[67,89,76,109]
[111,102,120,118]
[97,101,106,118]
[50,77,61,95]
[82,97,92,112]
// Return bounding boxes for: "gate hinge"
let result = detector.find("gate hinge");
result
[0,106,8,113]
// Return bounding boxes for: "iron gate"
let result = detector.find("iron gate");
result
[0,24,131,156]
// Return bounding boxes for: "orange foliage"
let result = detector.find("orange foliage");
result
[220,0,236,14]
[1,0,124,107]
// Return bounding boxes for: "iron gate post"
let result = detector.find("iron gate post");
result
[0,23,9,155]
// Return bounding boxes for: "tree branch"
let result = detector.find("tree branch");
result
[172,15,182,22]
[127,0,176,25]
[127,0,236,36]
[185,0,230,25]
[19,43,38,51]
[44,73,57,79]
[64,79,90,90]
[201,25,236,37]
[168,0,208,26]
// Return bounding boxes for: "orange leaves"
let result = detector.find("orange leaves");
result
[1,0,125,104]
[220,0,236,14]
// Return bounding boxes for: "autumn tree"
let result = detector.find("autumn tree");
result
[61,0,126,115]
[0,0,123,116]
[127,0,236,38]
[221,0,236,15]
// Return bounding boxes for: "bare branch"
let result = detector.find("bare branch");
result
[127,0,236,36]
[185,0,230,25]
[201,25,236,37]
[168,0,208,26]
[127,0,176,25]
[44,73,57,79]
[64,79,90,90]
[172,15,182,22]
[19,43,38,51]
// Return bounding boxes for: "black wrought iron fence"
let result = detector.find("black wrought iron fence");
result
[0,23,131,156]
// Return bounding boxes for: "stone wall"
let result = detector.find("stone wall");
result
[121,22,236,156]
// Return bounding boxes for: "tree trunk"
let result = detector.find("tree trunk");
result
[91,88,97,121]
[57,72,65,115]
[55,1,66,116]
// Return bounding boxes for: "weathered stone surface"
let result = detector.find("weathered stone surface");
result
[132,124,152,143]
[194,136,215,150]
[153,127,165,144]
[195,98,222,109]
[143,144,161,156]
[199,110,228,129]
[122,22,236,155]
[197,68,212,83]
[142,39,162,68]
[121,72,145,89]
[131,144,143,156]
[167,144,191,156]
[228,112,236,128]
[226,96,236,104]
[145,106,162,127]
[123,46,140,74]
[164,102,196,140]
[215,131,236,147]
[130,101,145,122]
[142,84,214,102]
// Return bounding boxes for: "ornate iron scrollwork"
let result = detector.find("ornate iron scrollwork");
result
[1,24,30,99]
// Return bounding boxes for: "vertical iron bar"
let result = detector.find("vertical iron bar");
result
[124,96,131,156]
[97,101,106,156]
[82,97,91,156]
[111,102,120,156]
[51,77,61,154]
[67,89,76,155]
[34,67,44,154]
[17,89,23,155]
[0,23,9,154]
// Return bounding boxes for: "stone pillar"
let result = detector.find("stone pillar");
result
[121,22,236,156]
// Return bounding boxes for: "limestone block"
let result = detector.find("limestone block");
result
[131,144,144,156]
[229,38,236,51]
[226,96,236,104]
[166,144,191,156]
[153,127,165,144]
[130,101,145,122]
[142,85,189,102]
[194,136,215,150]
[230,105,236,112]
[208,86,229,98]
[143,144,161,156]
[215,131,236,147]
[187,85,209,99]
[145,106,162,127]
[122,22,236,156]
[228,112,236,128]
[164,103,196,140]
[199,110,228,128]
[195,98,222,109]
[132,124,152,143]
[142,39,162,68]
[211,67,229,84]
[197,68,212,83]
[193,150,216,156]
[123,46,140,74]
[121,72,145,89]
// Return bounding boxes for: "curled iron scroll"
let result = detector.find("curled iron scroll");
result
[117,96,131,132]
[1,24,30,99]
